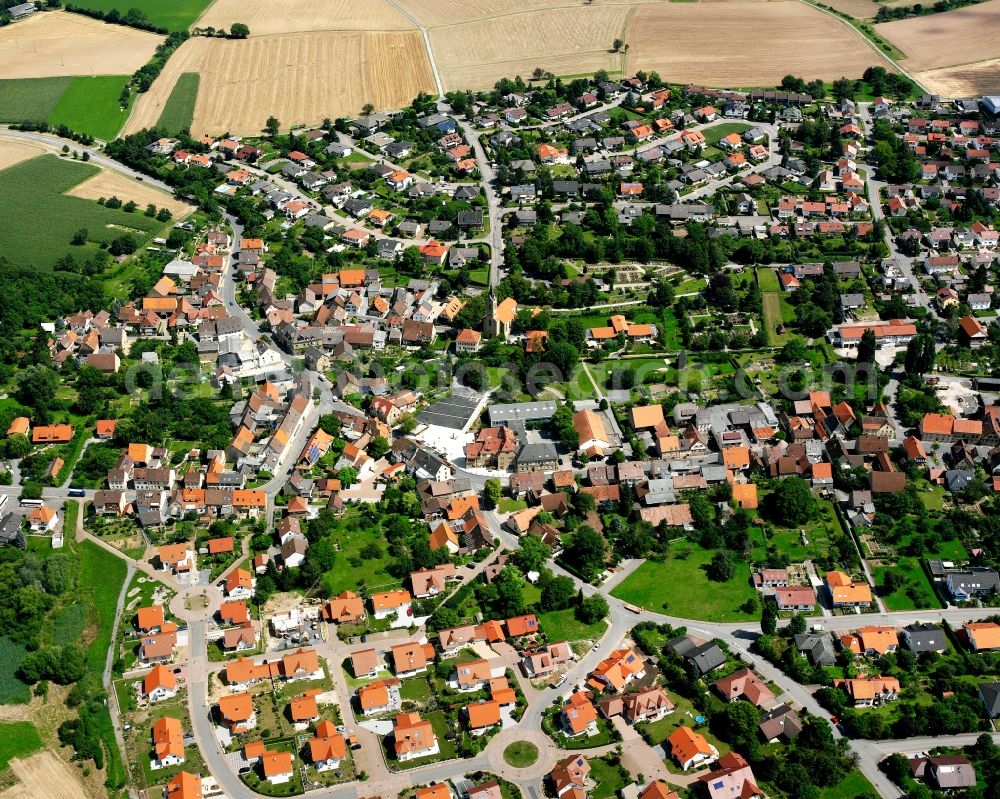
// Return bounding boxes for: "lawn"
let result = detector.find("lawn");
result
[48,76,132,140]
[759,267,796,347]
[398,677,431,702]
[321,509,399,596]
[503,741,538,767]
[538,608,607,642]
[702,122,753,145]
[0,154,162,271]
[756,267,780,293]
[0,722,42,771]
[611,543,759,622]
[0,77,71,124]
[77,539,129,672]
[872,556,941,611]
[819,770,877,799]
[66,0,213,29]
[758,499,840,563]
[914,480,946,512]
[589,757,627,799]
[498,498,527,513]
[156,72,200,135]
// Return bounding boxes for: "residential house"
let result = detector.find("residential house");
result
[668,726,717,771]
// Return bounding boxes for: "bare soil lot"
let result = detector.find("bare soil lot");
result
[625,0,880,85]
[129,31,435,136]
[874,0,1000,69]
[917,57,1000,96]
[66,170,193,217]
[193,0,415,36]
[431,5,631,91]
[0,141,45,171]
[0,11,160,79]
[0,751,90,799]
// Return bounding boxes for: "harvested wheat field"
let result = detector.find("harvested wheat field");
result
[0,140,46,171]
[194,0,415,36]
[399,0,618,28]
[66,169,193,217]
[917,57,1000,96]
[130,32,434,136]
[625,0,880,85]
[0,752,89,799]
[874,0,1000,69]
[0,11,160,79]
[432,5,631,90]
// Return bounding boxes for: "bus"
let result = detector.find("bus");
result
[20,498,43,508]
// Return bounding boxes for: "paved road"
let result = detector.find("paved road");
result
[0,126,174,193]
[856,102,930,311]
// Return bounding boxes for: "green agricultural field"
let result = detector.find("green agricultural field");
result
[48,76,132,140]
[156,72,200,135]
[612,542,759,622]
[0,76,132,139]
[0,154,162,271]
[66,0,212,30]
[0,722,43,771]
[0,77,72,124]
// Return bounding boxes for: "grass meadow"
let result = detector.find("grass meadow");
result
[611,542,759,621]
[48,76,132,140]
[0,76,132,139]
[64,0,213,30]
[0,721,43,770]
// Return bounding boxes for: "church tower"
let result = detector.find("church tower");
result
[483,285,500,338]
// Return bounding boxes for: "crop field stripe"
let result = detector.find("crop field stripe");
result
[155,72,200,135]
[0,77,72,124]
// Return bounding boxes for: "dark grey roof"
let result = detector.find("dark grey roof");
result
[516,442,559,466]
[689,642,726,675]
[980,683,1000,717]
[902,622,947,653]
[794,633,836,666]
[488,401,557,425]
